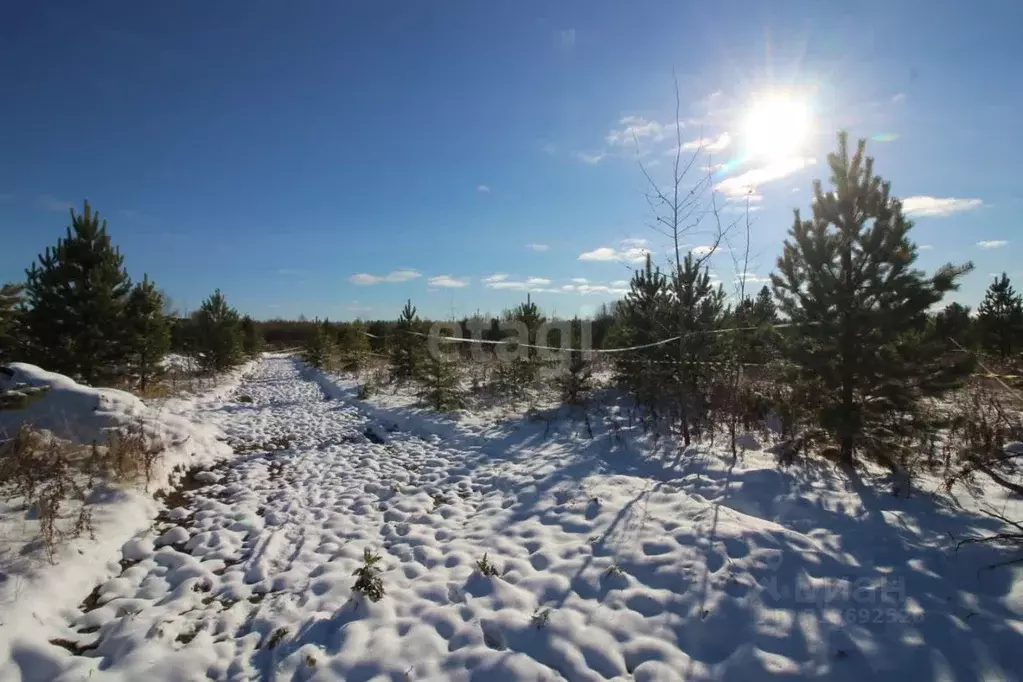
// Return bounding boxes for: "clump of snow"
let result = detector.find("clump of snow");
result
[2,356,1021,681]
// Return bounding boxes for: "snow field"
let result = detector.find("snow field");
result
[4,355,1021,681]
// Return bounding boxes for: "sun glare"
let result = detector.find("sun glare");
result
[743,94,810,161]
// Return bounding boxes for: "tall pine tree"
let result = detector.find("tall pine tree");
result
[773,132,973,467]
[0,283,23,362]
[23,201,133,385]
[194,289,243,372]
[124,275,171,392]
[976,273,1023,360]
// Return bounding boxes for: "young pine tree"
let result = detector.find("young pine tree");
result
[418,343,462,411]
[303,319,336,369]
[772,132,974,468]
[194,289,243,373]
[23,202,133,385]
[557,320,593,406]
[390,300,422,382]
[611,255,672,413]
[976,273,1023,361]
[933,302,975,350]
[240,315,265,357]
[671,252,726,444]
[340,321,371,373]
[124,275,171,392]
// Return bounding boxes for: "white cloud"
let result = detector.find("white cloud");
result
[575,151,607,165]
[715,157,815,197]
[680,132,731,152]
[477,184,490,193]
[892,92,906,104]
[349,269,422,285]
[559,28,576,49]
[571,277,589,284]
[483,273,509,284]
[428,275,469,288]
[611,280,629,288]
[578,239,652,263]
[525,243,550,252]
[606,116,678,147]
[691,245,717,257]
[901,196,983,217]
[918,244,934,250]
[578,247,617,261]
[976,240,1008,249]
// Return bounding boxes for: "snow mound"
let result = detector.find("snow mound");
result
[1,363,151,445]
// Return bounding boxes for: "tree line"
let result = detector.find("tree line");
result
[302,133,1022,482]
[0,201,263,403]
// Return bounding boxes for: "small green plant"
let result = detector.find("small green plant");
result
[475,552,499,577]
[531,607,551,629]
[352,548,385,602]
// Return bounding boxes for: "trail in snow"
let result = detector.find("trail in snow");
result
[21,356,1023,682]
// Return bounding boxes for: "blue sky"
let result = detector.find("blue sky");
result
[1,1,1020,321]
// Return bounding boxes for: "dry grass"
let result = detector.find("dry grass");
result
[0,418,166,562]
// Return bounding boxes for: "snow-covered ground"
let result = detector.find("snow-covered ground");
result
[2,355,1022,681]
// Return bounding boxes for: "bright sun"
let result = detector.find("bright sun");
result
[744,94,810,161]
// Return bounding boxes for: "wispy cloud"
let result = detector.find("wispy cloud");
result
[477,184,491,193]
[902,196,983,217]
[892,92,906,104]
[575,151,607,165]
[561,283,629,295]
[485,276,554,291]
[691,245,718,257]
[918,244,934,250]
[715,157,815,197]
[976,240,1008,249]
[428,275,469,288]
[347,301,373,313]
[559,28,576,49]
[349,269,422,285]
[578,238,651,263]
[482,274,509,284]
[525,243,550,252]
[606,116,678,147]
[37,195,74,212]
[680,132,731,153]
[571,277,589,284]
[734,274,772,285]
